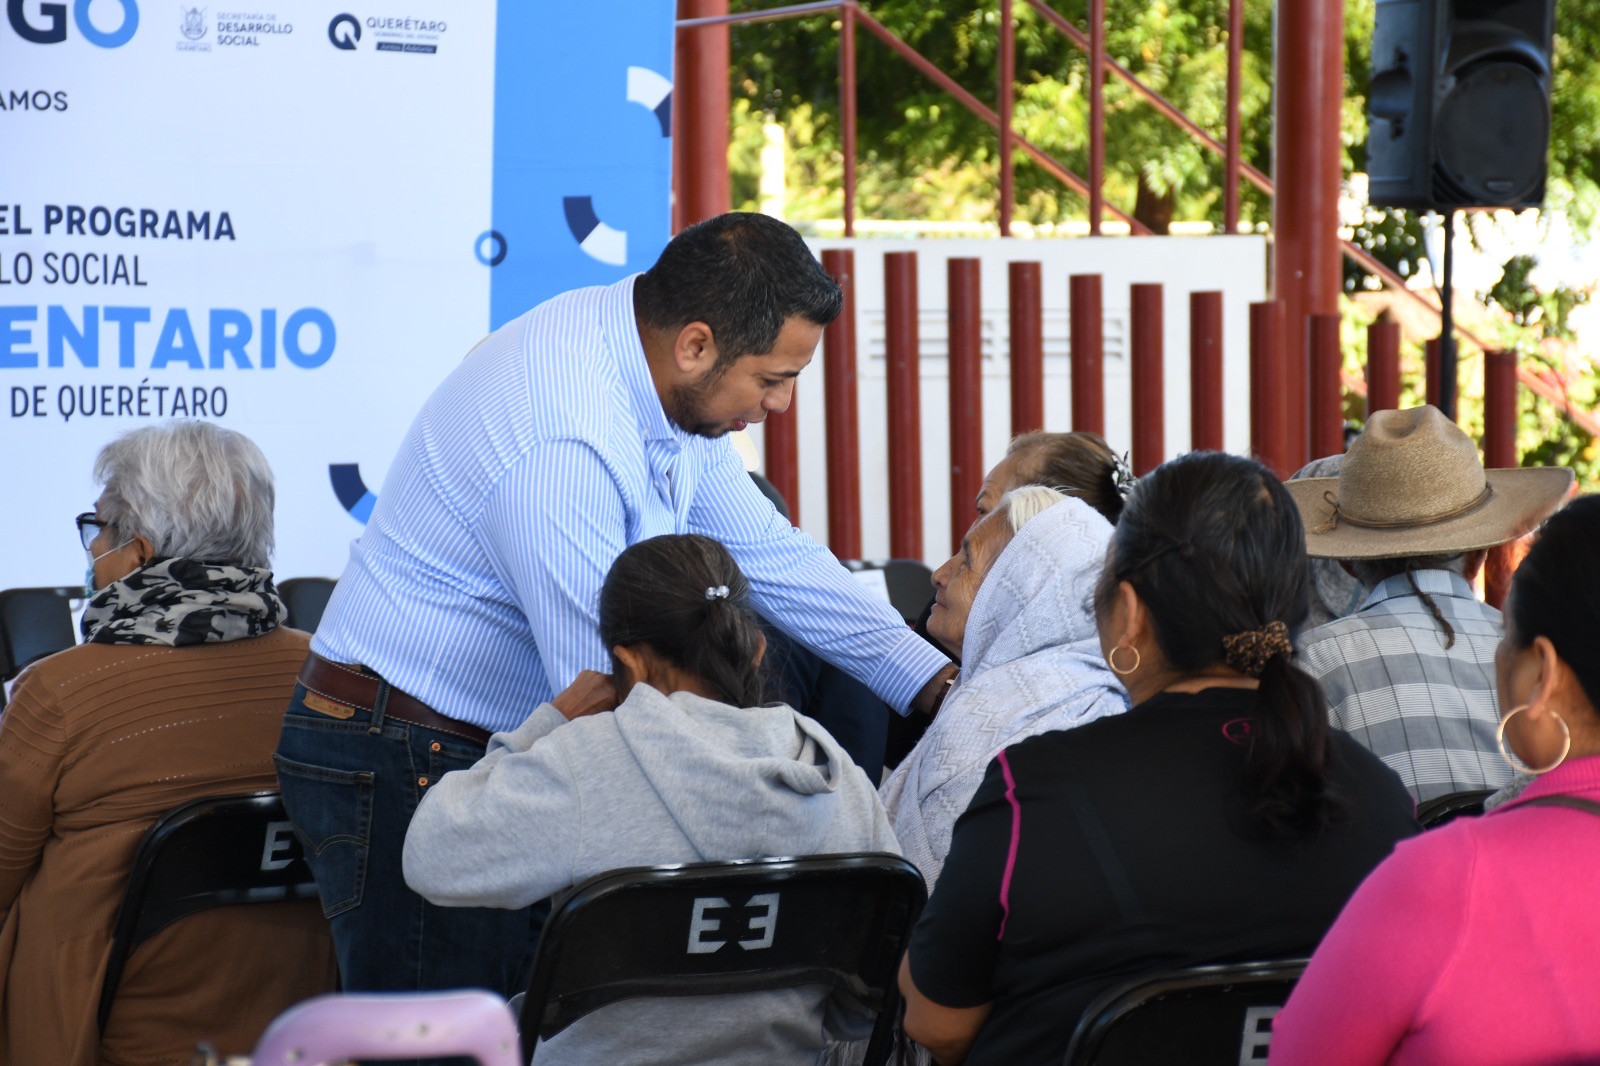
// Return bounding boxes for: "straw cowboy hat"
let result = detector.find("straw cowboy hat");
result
[1287,405,1573,561]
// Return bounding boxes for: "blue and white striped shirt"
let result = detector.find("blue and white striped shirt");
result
[313,276,949,734]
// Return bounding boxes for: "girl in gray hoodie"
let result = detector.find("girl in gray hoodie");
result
[403,533,901,1065]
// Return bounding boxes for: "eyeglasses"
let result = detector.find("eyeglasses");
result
[75,512,109,551]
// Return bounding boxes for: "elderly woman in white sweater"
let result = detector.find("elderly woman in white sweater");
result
[880,488,1128,887]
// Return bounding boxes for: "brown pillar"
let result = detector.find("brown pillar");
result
[672,0,730,232]
[1271,0,1343,470]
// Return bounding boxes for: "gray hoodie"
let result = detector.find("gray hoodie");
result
[404,683,901,1065]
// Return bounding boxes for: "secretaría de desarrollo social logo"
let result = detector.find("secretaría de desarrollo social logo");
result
[6,0,139,46]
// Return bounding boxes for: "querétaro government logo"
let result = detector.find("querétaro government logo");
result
[328,13,360,49]
[180,6,205,40]
[5,0,139,46]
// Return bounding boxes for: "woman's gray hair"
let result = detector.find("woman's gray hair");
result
[93,421,276,568]
[997,484,1068,535]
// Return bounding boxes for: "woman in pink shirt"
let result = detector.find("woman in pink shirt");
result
[1272,494,1600,1066]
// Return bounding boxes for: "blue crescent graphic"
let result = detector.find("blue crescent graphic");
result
[562,196,628,266]
[329,463,377,524]
[626,66,673,136]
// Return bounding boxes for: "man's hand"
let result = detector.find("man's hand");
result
[910,663,960,717]
[551,670,620,721]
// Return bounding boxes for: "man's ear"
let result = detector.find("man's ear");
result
[672,321,718,375]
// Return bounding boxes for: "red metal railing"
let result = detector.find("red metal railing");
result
[678,0,1593,561]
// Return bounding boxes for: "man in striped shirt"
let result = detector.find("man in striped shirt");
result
[274,213,956,1003]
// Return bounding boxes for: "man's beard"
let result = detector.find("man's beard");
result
[667,363,733,438]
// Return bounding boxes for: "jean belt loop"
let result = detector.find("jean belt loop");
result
[369,674,391,734]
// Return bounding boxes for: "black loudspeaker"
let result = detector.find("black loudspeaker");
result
[1368,0,1556,209]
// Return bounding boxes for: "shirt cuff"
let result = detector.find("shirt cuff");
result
[868,629,954,716]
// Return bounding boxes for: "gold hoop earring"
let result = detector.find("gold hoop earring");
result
[1497,705,1571,775]
[1108,645,1140,676]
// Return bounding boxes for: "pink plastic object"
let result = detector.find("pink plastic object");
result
[251,990,519,1065]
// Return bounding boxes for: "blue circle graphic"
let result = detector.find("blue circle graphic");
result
[475,230,507,267]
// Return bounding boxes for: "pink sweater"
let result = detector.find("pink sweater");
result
[1271,755,1600,1066]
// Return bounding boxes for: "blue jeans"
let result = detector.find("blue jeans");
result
[273,680,545,1009]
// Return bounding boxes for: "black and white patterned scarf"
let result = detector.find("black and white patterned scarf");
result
[80,557,286,646]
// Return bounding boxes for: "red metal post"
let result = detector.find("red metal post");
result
[1189,291,1224,451]
[1366,318,1401,416]
[1309,312,1345,460]
[999,0,1015,235]
[948,258,985,552]
[1009,262,1045,435]
[1483,348,1519,607]
[884,252,924,561]
[672,0,731,231]
[1069,274,1105,435]
[821,249,861,558]
[1425,337,1442,409]
[1225,0,1243,233]
[1130,283,1165,475]
[1088,0,1106,235]
[764,410,800,527]
[1272,0,1343,469]
[1250,300,1290,478]
[841,2,857,237]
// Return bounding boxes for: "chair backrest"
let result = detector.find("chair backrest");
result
[278,577,337,633]
[0,585,81,679]
[252,990,521,1065]
[519,852,926,1066]
[1063,959,1308,1066]
[842,560,935,625]
[1415,788,1495,829]
[98,791,321,1033]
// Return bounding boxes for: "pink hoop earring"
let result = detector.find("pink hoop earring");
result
[1496,705,1571,775]
[1108,645,1141,676]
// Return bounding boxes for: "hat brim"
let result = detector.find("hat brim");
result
[1288,467,1574,560]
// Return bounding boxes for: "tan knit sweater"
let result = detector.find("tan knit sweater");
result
[0,626,337,1066]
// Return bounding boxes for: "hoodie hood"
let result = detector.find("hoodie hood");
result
[881,497,1128,886]
[961,495,1111,671]
[611,685,885,859]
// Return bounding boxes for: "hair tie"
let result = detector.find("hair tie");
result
[1222,620,1292,678]
[704,585,730,601]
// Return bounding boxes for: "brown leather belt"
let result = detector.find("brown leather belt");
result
[296,652,491,746]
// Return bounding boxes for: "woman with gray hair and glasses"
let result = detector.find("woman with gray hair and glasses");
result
[0,421,336,1066]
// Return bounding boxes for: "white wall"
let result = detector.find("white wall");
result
[743,235,1269,566]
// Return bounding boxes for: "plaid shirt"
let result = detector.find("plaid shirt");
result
[1298,570,1513,803]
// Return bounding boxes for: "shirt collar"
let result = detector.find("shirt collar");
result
[1359,568,1479,612]
[606,274,680,445]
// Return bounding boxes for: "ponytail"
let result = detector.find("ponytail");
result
[598,534,767,707]
[1247,655,1338,834]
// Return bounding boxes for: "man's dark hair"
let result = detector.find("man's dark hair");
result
[1097,451,1341,837]
[634,212,843,365]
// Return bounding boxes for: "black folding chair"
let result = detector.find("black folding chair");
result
[97,792,322,1034]
[0,585,81,680]
[1063,959,1308,1066]
[518,853,926,1066]
[277,577,337,634]
[843,559,935,625]
[1415,788,1495,829]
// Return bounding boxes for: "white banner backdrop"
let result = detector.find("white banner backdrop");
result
[1,0,675,593]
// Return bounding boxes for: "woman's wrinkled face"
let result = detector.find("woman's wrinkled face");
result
[927,510,1014,657]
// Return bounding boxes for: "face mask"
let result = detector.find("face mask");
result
[84,540,133,596]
